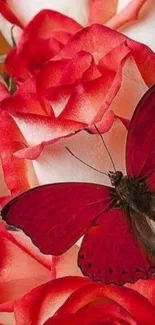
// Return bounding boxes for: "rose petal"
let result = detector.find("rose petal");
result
[0,14,22,46]
[13,144,44,160]
[1,77,53,116]
[8,112,85,157]
[0,226,51,305]
[10,231,52,271]
[104,54,148,120]
[55,24,125,63]
[1,0,88,26]
[126,276,155,307]
[4,10,82,81]
[32,119,127,187]
[54,245,83,278]
[0,82,10,102]
[5,48,30,82]
[20,9,82,42]
[55,24,155,87]
[0,0,23,27]
[106,0,147,30]
[4,110,86,160]
[0,111,38,200]
[118,0,155,51]
[59,51,94,86]
[37,59,70,98]
[89,0,118,25]
[98,40,130,73]
[60,50,138,127]
[82,61,101,82]
[0,311,15,325]
[73,298,137,325]
[56,282,155,325]
[46,296,137,325]
[14,277,90,325]
[37,51,94,98]
[19,38,63,74]
[45,85,74,118]
[59,75,116,125]
[38,52,95,117]
[87,111,115,134]
[5,39,63,82]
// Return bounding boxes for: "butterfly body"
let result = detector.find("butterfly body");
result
[111,171,153,215]
[109,171,155,255]
[2,84,155,285]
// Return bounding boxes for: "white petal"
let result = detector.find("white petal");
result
[33,120,127,187]
[7,0,89,26]
[0,15,22,45]
[118,0,155,51]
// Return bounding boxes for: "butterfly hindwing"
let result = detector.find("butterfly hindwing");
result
[1,182,113,255]
[130,210,155,257]
[78,208,155,285]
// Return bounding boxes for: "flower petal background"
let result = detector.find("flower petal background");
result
[0,2,155,324]
[118,0,155,50]
[14,277,90,325]
[12,276,155,325]
[0,225,83,324]
[0,0,155,51]
[89,0,118,25]
[0,226,51,324]
[0,14,154,190]
[0,0,88,26]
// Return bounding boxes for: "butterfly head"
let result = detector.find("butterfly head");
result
[108,171,123,187]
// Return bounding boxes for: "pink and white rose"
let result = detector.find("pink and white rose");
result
[0,225,154,325]
[0,5,154,203]
[0,0,155,50]
[0,2,154,324]
[0,225,82,324]
[0,226,154,324]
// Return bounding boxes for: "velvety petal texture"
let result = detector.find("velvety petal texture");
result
[10,275,155,325]
[0,227,84,324]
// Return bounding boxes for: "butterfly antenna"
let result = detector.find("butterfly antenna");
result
[65,147,108,176]
[11,25,16,47]
[94,124,116,172]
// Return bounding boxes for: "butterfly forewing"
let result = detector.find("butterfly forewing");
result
[2,182,113,255]
[2,85,155,286]
[126,83,155,185]
[124,83,155,261]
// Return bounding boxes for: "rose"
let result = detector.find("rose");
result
[0,0,155,51]
[0,9,155,204]
[11,277,155,325]
[0,246,155,325]
[0,224,155,325]
[0,0,147,28]
[0,225,82,325]
[0,1,152,43]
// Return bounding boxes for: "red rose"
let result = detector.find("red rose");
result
[0,225,154,325]
[8,275,155,325]
[0,225,82,324]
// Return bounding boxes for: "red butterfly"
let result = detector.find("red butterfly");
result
[2,85,155,285]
